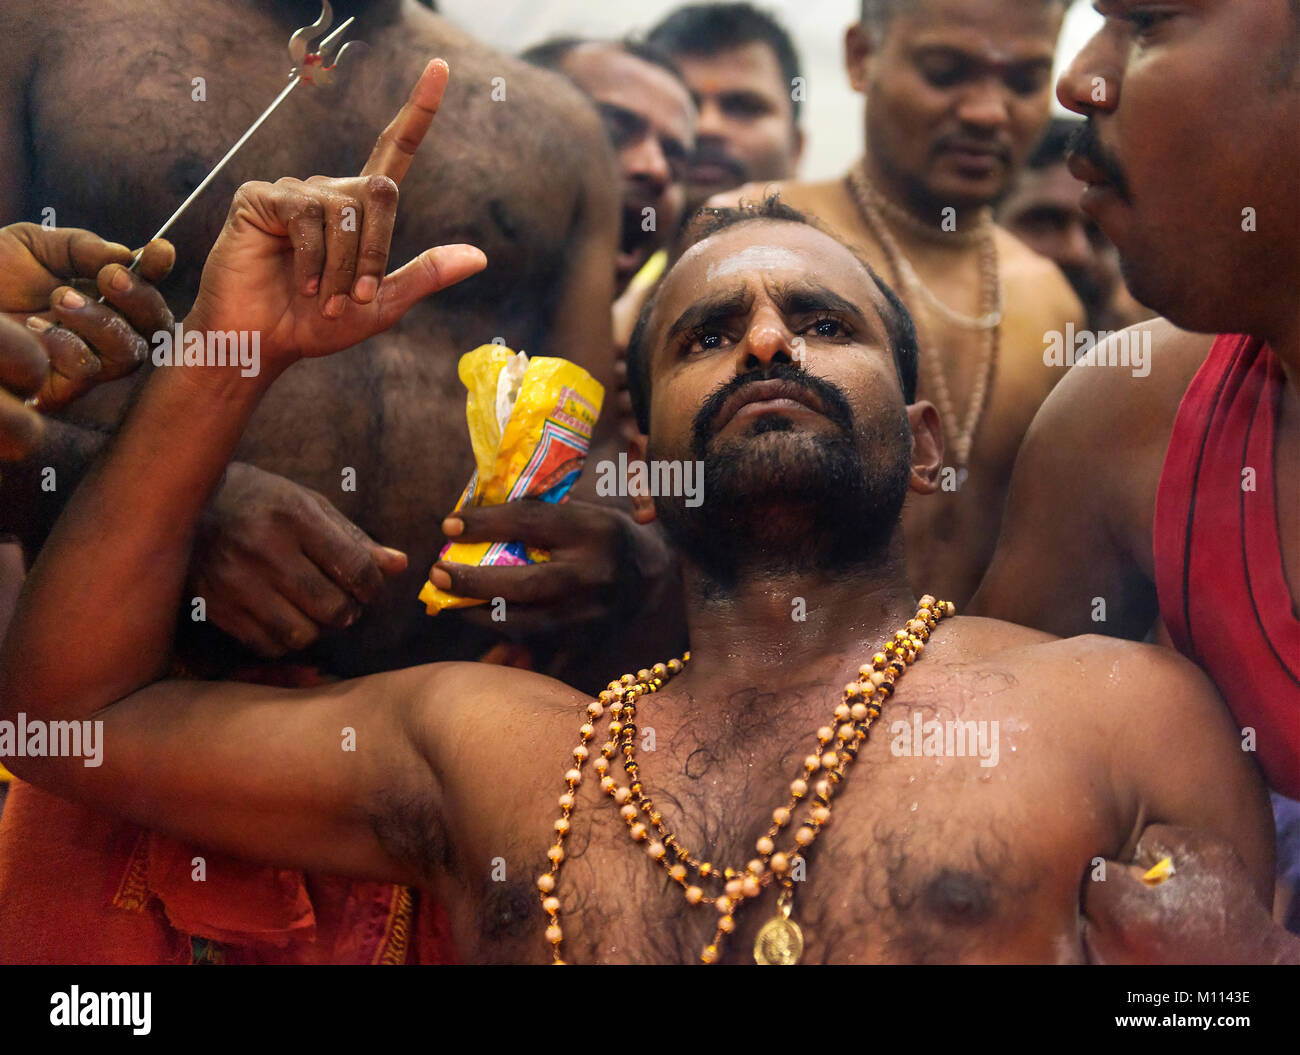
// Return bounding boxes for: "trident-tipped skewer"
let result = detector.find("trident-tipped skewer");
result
[131,0,361,265]
[41,2,360,405]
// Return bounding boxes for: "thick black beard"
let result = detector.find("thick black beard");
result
[652,366,912,594]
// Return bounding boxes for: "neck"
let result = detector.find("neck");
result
[859,151,986,246]
[676,534,919,695]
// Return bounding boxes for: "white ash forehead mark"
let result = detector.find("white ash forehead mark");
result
[705,246,806,282]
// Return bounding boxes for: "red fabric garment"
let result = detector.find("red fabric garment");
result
[0,661,459,964]
[0,780,457,964]
[1154,333,1300,798]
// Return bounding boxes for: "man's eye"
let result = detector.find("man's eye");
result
[685,330,728,354]
[1006,68,1050,96]
[722,96,769,119]
[919,62,965,88]
[805,317,848,339]
[1128,8,1176,41]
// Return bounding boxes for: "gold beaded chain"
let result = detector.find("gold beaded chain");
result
[538,595,956,965]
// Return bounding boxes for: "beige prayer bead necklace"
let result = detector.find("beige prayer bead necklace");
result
[846,161,1002,474]
[538,596,956,965]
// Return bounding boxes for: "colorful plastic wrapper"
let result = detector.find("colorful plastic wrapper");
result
[418,345,605,614]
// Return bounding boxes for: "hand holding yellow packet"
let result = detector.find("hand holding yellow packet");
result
[419,345,604,613]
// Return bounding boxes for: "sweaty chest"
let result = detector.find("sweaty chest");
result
[457,678,1118,964]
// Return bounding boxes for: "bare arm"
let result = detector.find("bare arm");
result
[1078,638,1280,963]
[970,321,1206,638]
[1113,642,1275,897]
[0,60,490,880]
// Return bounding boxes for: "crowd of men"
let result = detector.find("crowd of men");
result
[0,0,1295,965]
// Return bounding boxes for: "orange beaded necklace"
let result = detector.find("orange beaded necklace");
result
[538,595,955,964]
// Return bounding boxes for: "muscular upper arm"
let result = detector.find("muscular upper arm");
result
[970,320,1200,638]
[1106,641,1275,900]
[969,355,1150,636]
[7,662,478,886]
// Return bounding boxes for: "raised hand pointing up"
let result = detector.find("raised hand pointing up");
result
[187,59,486,371]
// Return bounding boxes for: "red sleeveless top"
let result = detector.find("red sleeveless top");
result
[1154,334,1300,798]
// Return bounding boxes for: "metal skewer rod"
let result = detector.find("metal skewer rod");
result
[134,14,356,259]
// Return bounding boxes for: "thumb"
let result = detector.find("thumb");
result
[377,244,487,329]
[372,545,408,576]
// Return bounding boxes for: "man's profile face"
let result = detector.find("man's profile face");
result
[850,0,1063,210]
[639,222,914,569]
[672,42,803,208]
[1056,0,1300,332]
[561,44,696,288]
[999,160,1120,321]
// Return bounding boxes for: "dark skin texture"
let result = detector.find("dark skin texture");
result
[0,0,624,675]
[0,223,175,467]
[668,41,804,212]
[557,44,694,293]
[0,198,1273,963]
[972,0,1300,962]
[714,0,1085,609]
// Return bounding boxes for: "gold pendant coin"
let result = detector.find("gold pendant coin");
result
[753,914,804,965]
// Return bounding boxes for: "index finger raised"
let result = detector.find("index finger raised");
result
[361,58,448,186]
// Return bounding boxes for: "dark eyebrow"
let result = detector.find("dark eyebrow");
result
[770,282,877,335]
[665,287,755,343]
[912,44,1054,73]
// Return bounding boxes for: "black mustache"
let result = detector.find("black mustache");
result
[692,363,855,456]
[689,145,746,182]
[1066,122,1132,201]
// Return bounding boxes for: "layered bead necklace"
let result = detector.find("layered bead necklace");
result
[845,160,1001,477]
[538,596,955,964]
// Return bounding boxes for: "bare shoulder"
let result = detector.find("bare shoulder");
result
[1030,317,1212,458]
[969,622,1229,729]
[995,225,1086,330]
[413,661,590,727]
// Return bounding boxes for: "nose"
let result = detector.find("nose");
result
[1057,23,1123,117]
[623,135,671,191]
[696,97,727,139]
[738,304,799,371]
[1061,219,1096,269]
[955,77,1011,131]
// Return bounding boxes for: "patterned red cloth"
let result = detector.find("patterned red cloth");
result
[0,663,458,964]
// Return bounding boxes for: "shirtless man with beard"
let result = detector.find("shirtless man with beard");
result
[0,0,649,678]
[0,128,1273,961]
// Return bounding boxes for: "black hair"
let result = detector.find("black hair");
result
[860,0,1065,37]
[1026,116,1085,170]
[647,3,803,123]
[625,196,919,434]
[520,36,683,84]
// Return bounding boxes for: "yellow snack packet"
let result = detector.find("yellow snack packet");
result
[419,345,604,614]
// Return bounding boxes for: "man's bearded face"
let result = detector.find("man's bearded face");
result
[639,222,915,586]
